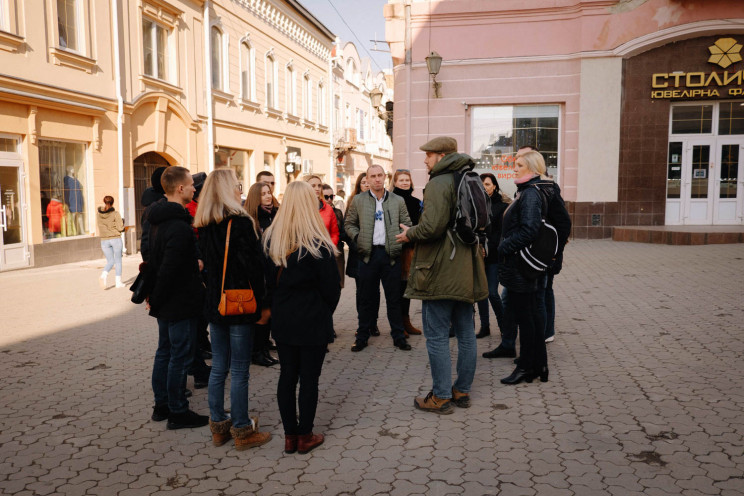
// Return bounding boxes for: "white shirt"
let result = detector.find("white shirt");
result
[371,190,387,246]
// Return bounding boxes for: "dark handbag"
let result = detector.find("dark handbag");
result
[217,219,257,316]
[130,262,155,304]
[516,186,558,280]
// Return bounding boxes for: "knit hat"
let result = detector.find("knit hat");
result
[192,172,207,201]
[150,167,168,194]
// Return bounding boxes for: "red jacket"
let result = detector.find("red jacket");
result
[319,201,339,246]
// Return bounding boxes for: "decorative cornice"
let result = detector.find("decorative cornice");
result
[230,0,332,62]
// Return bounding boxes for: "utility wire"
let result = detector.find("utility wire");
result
[325,0,385,73]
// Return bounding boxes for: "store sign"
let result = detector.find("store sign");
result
[650,37,744,99]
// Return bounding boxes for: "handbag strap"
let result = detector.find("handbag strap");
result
[220,219,233,294]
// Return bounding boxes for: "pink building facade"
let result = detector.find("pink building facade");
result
[385,0,744,238]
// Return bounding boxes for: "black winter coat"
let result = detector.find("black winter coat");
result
[497,176,546,293]
[140,187,165,262]
[534,180,572,275]
[198,216,266,325]
[255,205,277,234]
[266,246,340,346]
[147,199,205,319]
[484,193,508,265]
[332,206,349,250]
[392,186,422,226]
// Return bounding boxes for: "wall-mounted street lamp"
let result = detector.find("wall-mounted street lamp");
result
[425,51,443,98]
[370,87,383,110]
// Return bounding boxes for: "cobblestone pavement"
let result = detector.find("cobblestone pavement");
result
[1,239,743,496]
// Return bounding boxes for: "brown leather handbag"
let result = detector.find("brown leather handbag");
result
[217,219,257,316]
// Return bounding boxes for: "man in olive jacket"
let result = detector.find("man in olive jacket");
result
[345,164,412,352]
[396,137,488,414]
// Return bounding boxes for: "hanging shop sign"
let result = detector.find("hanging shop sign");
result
[650,38,744,99]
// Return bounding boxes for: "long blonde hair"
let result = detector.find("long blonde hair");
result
[193,168,253,229]
[263,181,338,267]
[518,150,550,180]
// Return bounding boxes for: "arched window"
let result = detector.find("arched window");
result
[266,53,277,108]
[210,26,222,89]
[240,40,255,101]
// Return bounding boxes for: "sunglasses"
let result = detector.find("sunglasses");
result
[324,194,335,200]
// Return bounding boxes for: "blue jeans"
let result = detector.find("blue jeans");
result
[544,273,555,339]
[477,263,504,329]
[101,237,123,276]
[356,247,405,343]
[152,318,195,414]
[208,323,253,428]
[421,300,477,399]
[499,288,518,350]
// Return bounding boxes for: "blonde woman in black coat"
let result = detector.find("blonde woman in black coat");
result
[263,181,340,455]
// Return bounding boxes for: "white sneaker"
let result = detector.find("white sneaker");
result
[545,336,555,343]
[115,276,126,288]
[99,272,108,289]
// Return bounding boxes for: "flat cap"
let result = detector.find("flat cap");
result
[419,136,458,154]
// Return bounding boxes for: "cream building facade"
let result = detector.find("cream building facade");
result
[0,0,393,270]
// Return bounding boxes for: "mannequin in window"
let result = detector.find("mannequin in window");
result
[64,165,85,235]
[47,194,64,238]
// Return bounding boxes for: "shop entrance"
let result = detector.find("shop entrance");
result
[665,103,744,225]
[0,135,29,270]
[133,152,171,247]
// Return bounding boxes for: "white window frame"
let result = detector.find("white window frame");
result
[142,17,173,82]
[265,51,278,109]
[240,37,256,102]
[318,81,326,126]
[286,61,296,116]
[56,0,84,54]
[210,25,225,91]
[303,72,312,122]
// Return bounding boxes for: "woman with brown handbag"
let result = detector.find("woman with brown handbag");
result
[263,181,341,455]
[193,168,272,450]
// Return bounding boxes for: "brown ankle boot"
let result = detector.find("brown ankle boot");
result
[209,419,233,446]
[297,433,324,454]
[231,423,272,451]
[403,315,422,335]
[285,434,298,454]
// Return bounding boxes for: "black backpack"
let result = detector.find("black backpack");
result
[447,160,491,259]
[516,185,559,279]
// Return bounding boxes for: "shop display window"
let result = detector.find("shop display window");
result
[38,140,88,240]
[471,105,560,193]
[215,147,248,191]
[671,105,713,134]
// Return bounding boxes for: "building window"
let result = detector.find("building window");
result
[0,0,8,32]
[38,140,88,240]
[211,26,223,90]
[240,41,255,101]
[334,94,340,130]
[286,63,296,116]
[266,53,277,109]
[471,105,560,191]
[215,147,248,192]
[718,102,744,135]
[57,0,81,51]
[318,82,326,126]
[671,105,713,134]
[357,108,366,141]
[142,18,169,81]
[345,103,351,128]
[304,74,312,121]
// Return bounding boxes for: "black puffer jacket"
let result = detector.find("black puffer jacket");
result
[484,193,508,265]
[266,246,340,346]
[497,176,546,293]
[198,215,266,324]
[393,186,422,226]
[147,200,205,319]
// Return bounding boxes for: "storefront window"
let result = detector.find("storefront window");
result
[718,102,744,135]
[215,147,247,192]
[0,137,17,153]
[39,140,88,240]
[666,142,682,198]
[671,105,712,134]
[471,105,559,194]
[720,144,739,199]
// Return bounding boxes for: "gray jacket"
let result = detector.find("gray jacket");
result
[344,190,411,264]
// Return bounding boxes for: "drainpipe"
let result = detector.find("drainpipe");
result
[111,0,126,252]
[328,49,334,188]
[204,0,215,172]
[404,1,412,165]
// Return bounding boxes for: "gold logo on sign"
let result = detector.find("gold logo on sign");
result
[708,38,742,69]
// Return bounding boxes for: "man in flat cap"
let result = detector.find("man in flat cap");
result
[396,137,487,414]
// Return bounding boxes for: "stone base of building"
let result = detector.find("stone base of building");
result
[31,237,103,268]
[612,226,744,245]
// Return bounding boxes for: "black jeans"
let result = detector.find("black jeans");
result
[252,322,271,355]
[276,343,327,435]
[508,290,547,372]
[356,247,405,343]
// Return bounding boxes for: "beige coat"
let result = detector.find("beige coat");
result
[96,208,124,240]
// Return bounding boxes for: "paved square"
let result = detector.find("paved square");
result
[1,240,743,495]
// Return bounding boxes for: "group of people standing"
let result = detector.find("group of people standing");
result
[134,133,571,452]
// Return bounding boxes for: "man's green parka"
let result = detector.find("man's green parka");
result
[404,153,488,303]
